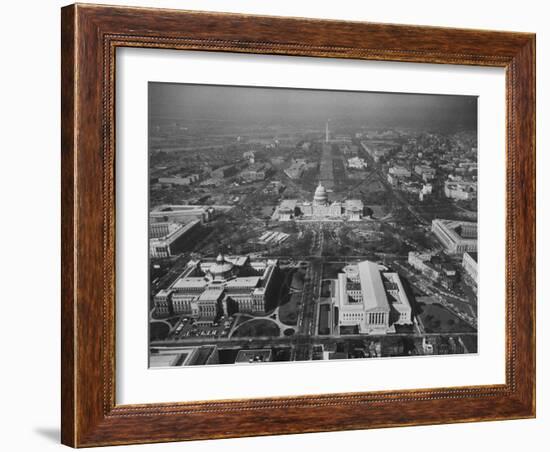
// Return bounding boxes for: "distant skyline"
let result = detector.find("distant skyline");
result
[149,82,477,130]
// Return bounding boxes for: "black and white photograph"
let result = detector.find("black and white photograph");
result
[2,0,543,449]
[148,82,478,368]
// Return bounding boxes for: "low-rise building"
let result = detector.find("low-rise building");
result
[422,183,433,195]
[158,174,199,186]
[277,199,298,222]
[344,199,364,221]
[258,231,289,245]
[387,173,400,186]
[153,289,171,316]
[414,164,436,181]
[432,219,477,253]
[239,163,269,182]
[408,251,458,288]
[419,183,433,201]
[444,180,477,201]
[263,180,285,195]
[387,166,412,187]
[211,164,237,180]
[347,157,367,169]
[360,141,390,162]
[243,150,255,163]
[389,166,411,178]
[408,251,441,281]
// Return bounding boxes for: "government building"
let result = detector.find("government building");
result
[150,204,215,224]
[149,220,201,258]
[153,254,279,322]
[277,182,364,221]
[332,260,412,335]
[432,219,477,254]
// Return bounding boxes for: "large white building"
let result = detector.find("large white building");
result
[333,261,412,335]
[388,166,411,177]
[149,220,201,258]
[158,174,199,186]
[347,156,367,169]
[150,204,215,224]
[154,254,279,322]
[408,251,440,280]
[444,180,477,201]
[432,219,477,253]
[277,182,364,221]
[284,159,307,180]
[414,164,436,181]
[360,141,389,162]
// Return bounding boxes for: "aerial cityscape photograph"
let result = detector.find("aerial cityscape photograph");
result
[148,82,478,368]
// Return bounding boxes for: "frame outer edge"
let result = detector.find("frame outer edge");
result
[60,3,536,447]
[61,3,77,448]
[514,35,536,416]
[531,35,536,417]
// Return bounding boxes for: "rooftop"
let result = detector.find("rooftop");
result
[198,287,225,301]
[433,219,477,242]
[172,277,208,290]
[152,204,209,213]
[149,353,185,368]
[225,277,261,288]
[279,199,298,210]
[345,199,363,210]
[358,261,390,311]
[382,272,410,308]
[465,251,478,262]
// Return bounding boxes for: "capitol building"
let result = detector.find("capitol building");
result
[277,182,364,221]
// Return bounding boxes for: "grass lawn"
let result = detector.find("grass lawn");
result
[232,319,280,338]
[417,303,475,333]
[318,304,330,335]
[290,269,305,291]
[149,322,170,341]
[322,262,346,279]
[321,280,332,298]
[232,314,253,329]
[278,292,301,326]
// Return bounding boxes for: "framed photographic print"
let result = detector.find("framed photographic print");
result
[61,3,536,447]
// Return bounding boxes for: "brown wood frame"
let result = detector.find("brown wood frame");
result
[61,3,536,447]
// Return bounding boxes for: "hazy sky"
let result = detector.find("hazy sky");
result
[149,82,477,129]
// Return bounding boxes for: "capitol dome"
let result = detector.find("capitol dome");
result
[208,253,235,280]
[313,182,328,205]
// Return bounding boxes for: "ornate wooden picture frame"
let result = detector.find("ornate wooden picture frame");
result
[61,3,535,447]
